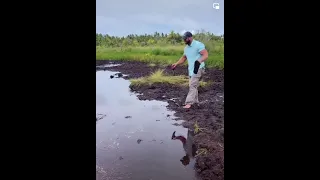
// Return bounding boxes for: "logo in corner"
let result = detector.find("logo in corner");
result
[213,3,220,9]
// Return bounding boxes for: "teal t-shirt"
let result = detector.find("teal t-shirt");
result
[183,40,206,76]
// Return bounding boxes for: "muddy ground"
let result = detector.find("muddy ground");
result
[96,60,224,180]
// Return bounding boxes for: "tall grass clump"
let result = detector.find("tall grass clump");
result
[129,69,209,87]
[130,70,188,86]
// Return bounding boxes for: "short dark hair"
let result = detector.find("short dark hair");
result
[182,31,192,40]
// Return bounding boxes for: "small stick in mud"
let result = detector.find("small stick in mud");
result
[218,143,224,150]
[195,148,208,157]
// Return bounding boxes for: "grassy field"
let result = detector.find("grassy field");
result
[96,43,224,69]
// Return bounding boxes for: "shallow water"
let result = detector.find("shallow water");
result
[96,70,198,180]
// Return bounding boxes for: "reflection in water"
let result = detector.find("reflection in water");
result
[96,70,198,180]
[171,130,197,166]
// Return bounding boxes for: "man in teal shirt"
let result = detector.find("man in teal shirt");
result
[172,32,209,109]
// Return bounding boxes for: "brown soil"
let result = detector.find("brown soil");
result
[97,60,224,180]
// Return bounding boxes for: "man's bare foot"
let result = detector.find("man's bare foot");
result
[183,104,192,108]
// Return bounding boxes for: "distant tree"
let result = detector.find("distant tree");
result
[96,30,223,50]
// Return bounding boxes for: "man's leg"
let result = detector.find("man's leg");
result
[195,88,199,104]
[184,69,203,108]
[194,69,204,103]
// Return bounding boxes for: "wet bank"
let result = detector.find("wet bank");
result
[97,60,224,180]
[96,70,199,180]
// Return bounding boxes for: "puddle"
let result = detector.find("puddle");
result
[96,70,198,180]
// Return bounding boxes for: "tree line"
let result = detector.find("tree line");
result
[96,30,224,47]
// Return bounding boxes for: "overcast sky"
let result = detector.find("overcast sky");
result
[96,0,224,37]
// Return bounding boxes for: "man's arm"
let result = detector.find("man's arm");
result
[175,55,187,65]
[197,49,208,63]
[197,42,209,63]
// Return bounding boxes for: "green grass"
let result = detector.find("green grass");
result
[129,69,209,87]
[96,44,224,69]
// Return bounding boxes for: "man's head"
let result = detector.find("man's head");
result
[182,31,193,45]
[180,155,190,166]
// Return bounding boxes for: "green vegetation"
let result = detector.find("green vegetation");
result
[129,70,209,87]
[194,120,207,134]
[96,30,224,69]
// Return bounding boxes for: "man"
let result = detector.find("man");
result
[171,31,209,109]
[171,130,197,166]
